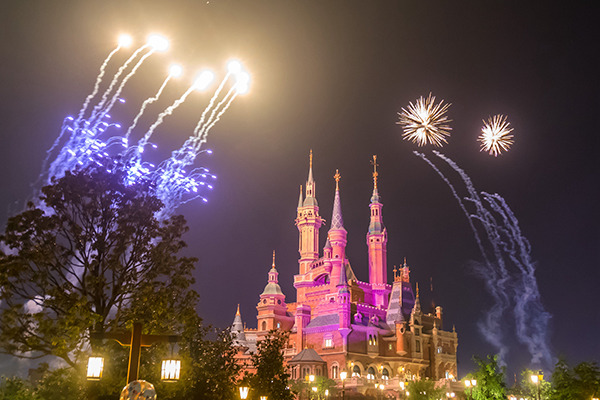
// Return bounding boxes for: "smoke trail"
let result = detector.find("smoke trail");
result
[124,75,172,141]
[417,151,554,369]
[415,151,510,363]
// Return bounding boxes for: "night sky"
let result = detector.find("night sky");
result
[1,1,598,379]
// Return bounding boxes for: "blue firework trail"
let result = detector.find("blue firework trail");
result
[38,38,249,219]
[416,150,554,370]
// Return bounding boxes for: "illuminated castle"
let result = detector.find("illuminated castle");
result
[231,153,459,396]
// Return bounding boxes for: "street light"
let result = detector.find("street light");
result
[464,379,477,400]
[239,386,249,399]
[260,397,268,400]
[160,359,181,382]
[340,371,347,400]
[530,370,543,400]
[86,356,104,380]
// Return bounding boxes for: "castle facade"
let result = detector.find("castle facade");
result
[231,153,459,397]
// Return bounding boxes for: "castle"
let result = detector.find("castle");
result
[231,153,459,397]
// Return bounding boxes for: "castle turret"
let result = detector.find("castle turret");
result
[257,251,293,334]
[329,169,348,287]
[295,150,324,276]
[366,155,389,308]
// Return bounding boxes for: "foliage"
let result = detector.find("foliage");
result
[289,375,336,400]
[0,376,37,400]
[406,379,444,400]
[0,167,198,367]
[141,321,241,400]
[470,355,506,400]
[549,359,600,400]
[507,368,551,399]
[248,330,293,400]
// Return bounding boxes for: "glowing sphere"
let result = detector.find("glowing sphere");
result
[169,64,183,78]
[147,34,169,52]
[235,72,251,94]
[227,59,243,75]
[118,34,133,48]
[119,380,156,400]
[194,70,214,90]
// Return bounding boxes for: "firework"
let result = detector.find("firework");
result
[38,35,250,219]
[398,93,452,147]
[479,114,514,156]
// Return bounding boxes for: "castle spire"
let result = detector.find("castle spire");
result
[304,150,317,205]
[367,156,388,307]
[236,303,240,316]
[370,155,380,203]
[298,185,303,208]
[330,169,345,230]
[272,250,276,268]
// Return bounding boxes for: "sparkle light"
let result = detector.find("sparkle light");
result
[147,34,169,52]
[169,64,183,78]
[479,114,514,156]
[227,59,243,75]
[118,34,133,48]
[398,93,452,147]
[194,70,215,90]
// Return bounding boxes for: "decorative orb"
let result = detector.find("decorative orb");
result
[120,380,156,400]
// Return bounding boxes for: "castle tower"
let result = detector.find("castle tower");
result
[328,169,348,287]
[257,251,293,334]
[366,155,389,308]
[295,150,324,276]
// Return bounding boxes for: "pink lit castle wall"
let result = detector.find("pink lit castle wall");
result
[231,152,459,396]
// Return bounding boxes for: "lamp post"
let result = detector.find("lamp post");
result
[530,370,543,400]
[340,371,347,400]
[464,379,477,400]
[90,322,179,383]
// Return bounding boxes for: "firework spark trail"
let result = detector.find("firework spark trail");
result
[482,193,554,368]
[124,74,172,141]
[197,89,238,145]
[415,151,510,363]
[192,73,231,137]
[92,50,155,131]
[77,45,122,122]
[88,45,149,123]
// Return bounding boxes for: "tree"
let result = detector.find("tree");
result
[406,379,444,400]
[507,368,551,400]
[0,376,37,400]
[549,359,600,400]
[248,330,293,400]
[470,355,506,400]
[0,167,198,367]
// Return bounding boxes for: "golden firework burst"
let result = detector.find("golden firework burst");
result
[398,93,452,147]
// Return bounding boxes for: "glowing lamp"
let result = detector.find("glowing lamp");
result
[530,374,539,384]
[227,59,243,75]
[86,356,104,380]
[379,384,385,391]
[260,397,267,400]
[147,34,169,52]
[325,389,329,397]
[312,387,318,393]
[340,371,347,381]
[118,34,133,48]
[194,70,214,90]
[239,386,249,399]
[160,359,181,381]
[308,374,315,382]
[169,64,183,78]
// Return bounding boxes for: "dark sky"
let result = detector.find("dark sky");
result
[1,1,598,379]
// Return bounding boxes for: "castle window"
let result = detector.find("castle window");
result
[388,344,393,351]
[367,367,376,380]
[437,346,442,354]
[352,365,361,377]
[261,321,267,331]
[415,340,421,352]
[331,364,339,379]
[415,328,420,336]
[276,322,281,329]
[323,334,333,348]
[382,369,390,380]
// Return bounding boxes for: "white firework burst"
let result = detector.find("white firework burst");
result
[479,115,514,156]
[398,93,452,147]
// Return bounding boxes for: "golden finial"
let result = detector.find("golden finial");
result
[309,149,313,169]
[371,155,379,190]
[403,257,407,267]
[236,304,240,316]
[272,250,276,267]
[393,265,398,281]
[334,169,341,190]
[416,282,420,298]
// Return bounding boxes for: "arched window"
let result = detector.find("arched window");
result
[261,321,267,331]
[382,368,390,381]
[367,367,376,380]
[352,365,361,377]
[331,365,339,379]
